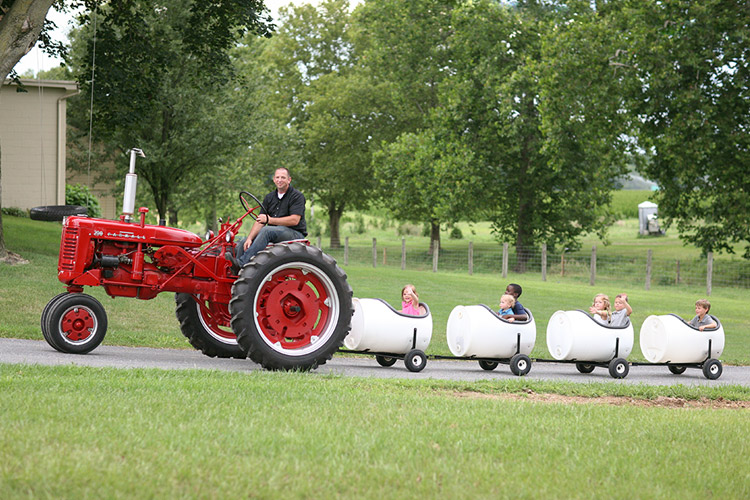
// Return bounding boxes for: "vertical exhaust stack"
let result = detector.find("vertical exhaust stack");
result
[122,148,146,222]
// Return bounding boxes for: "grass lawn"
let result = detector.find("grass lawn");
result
[2,215,750,363]
[1,364,749,499]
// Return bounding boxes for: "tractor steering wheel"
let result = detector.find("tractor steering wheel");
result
[239,191,266,221]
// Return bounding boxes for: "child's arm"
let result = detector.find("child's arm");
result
[624,301,633,316]
[699,320,717,331]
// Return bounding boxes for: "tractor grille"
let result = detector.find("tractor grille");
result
[59,227,79,271]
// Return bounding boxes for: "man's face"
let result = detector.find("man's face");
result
[274,169,291,192]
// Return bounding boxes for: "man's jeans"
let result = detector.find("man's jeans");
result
[237,225,305,266]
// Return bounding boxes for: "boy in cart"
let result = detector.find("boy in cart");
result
[689,299,717,331]
[500,283,528,322]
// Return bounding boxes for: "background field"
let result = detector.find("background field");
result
[2,210,750,498]
[2,211,749,363]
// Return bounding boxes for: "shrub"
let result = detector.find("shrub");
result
[66,184,102,218]
[449,226,463,240]
[1,207,27,217]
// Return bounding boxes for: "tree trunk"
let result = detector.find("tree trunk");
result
[428,219,440,255]
[328,203,343,249]
[168,208,178,227]
[205,206,217,234]
[0,141,6,259]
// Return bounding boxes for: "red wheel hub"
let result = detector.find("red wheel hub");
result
[61,307,95,341]
[256,268,331,349]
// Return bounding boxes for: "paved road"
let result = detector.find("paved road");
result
[2,338,748,387]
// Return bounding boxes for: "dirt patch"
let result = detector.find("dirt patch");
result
[0,251,28,266]
[453,390,750,409]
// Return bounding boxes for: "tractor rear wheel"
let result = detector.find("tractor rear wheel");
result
[230,243,353,371]
[175,293,246,359]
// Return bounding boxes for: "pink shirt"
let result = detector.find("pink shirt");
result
[401,301,421,316]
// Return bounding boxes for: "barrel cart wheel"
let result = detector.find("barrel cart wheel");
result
[702,359,723,380]
[575,363,595,374]
[404,349,427,372]
[478,360,499,371]
[376,355,398,367]
[668,364,687,375]
[608,358,629,379]
[44,293,108,354]
[509,353,531,376]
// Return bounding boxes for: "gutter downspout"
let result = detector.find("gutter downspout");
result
[56,87,80,205]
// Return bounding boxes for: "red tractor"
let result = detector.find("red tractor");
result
[33,149,352,370]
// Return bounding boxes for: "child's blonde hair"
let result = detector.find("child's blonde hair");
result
[695,298,711,312]
[593,293,611,313]
[500,294,516,309]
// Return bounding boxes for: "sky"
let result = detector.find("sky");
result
[14,1,335,76]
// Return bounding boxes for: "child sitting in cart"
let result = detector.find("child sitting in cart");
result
[689,299,718,331]
[609,293,632,327]
[589,294,611,325]
[501,283,528,321]
[497,294,516,323]
[399,284,426,316]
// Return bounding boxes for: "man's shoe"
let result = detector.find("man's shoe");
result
[225,251,241,275]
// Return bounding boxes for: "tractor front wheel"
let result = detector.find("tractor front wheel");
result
[44,293,107,354]
[230,243,353,371]
[175,294,246,359]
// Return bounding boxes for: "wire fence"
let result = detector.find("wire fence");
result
[316,237,750,293]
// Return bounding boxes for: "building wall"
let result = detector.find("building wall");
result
[0,79,78,211]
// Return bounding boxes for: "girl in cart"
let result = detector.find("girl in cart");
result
[399,284,425,316]
[589,294,612,325]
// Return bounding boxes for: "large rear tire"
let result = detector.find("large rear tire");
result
[230,243,353,371]
[175,293,246,359]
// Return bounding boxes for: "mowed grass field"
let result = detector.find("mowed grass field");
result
[2,213,750,498]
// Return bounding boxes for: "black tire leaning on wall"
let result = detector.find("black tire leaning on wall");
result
[30,205,88,221]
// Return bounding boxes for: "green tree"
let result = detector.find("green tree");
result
[241,0,382,248]
[615,0,750,258]
[0,0,58,261]
[372,130,476,253]
[438,0,631,269]
[355,0,461,252]
[66,0,272,223]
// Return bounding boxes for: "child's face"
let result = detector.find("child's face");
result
[500,296,512,309]
[594,297,605,309]
[695,304,708,316]
[403,287,415,301]
[505,286,517,298]
[614,298,626,311]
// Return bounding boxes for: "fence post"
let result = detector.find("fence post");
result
[675,259,680,285]
[383,248,387,266]
[541,243,547,282]
[502,243,508,278]
[316,236,321,248]
[372,238,377,268]
[401,237,406,271]
[645,249,652,290]
[432,246,439,272]
[344,237,349,266]
[468,242,474,276]
[590,245,597,286]
[561,250,565,277]
[707,251,713,296]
